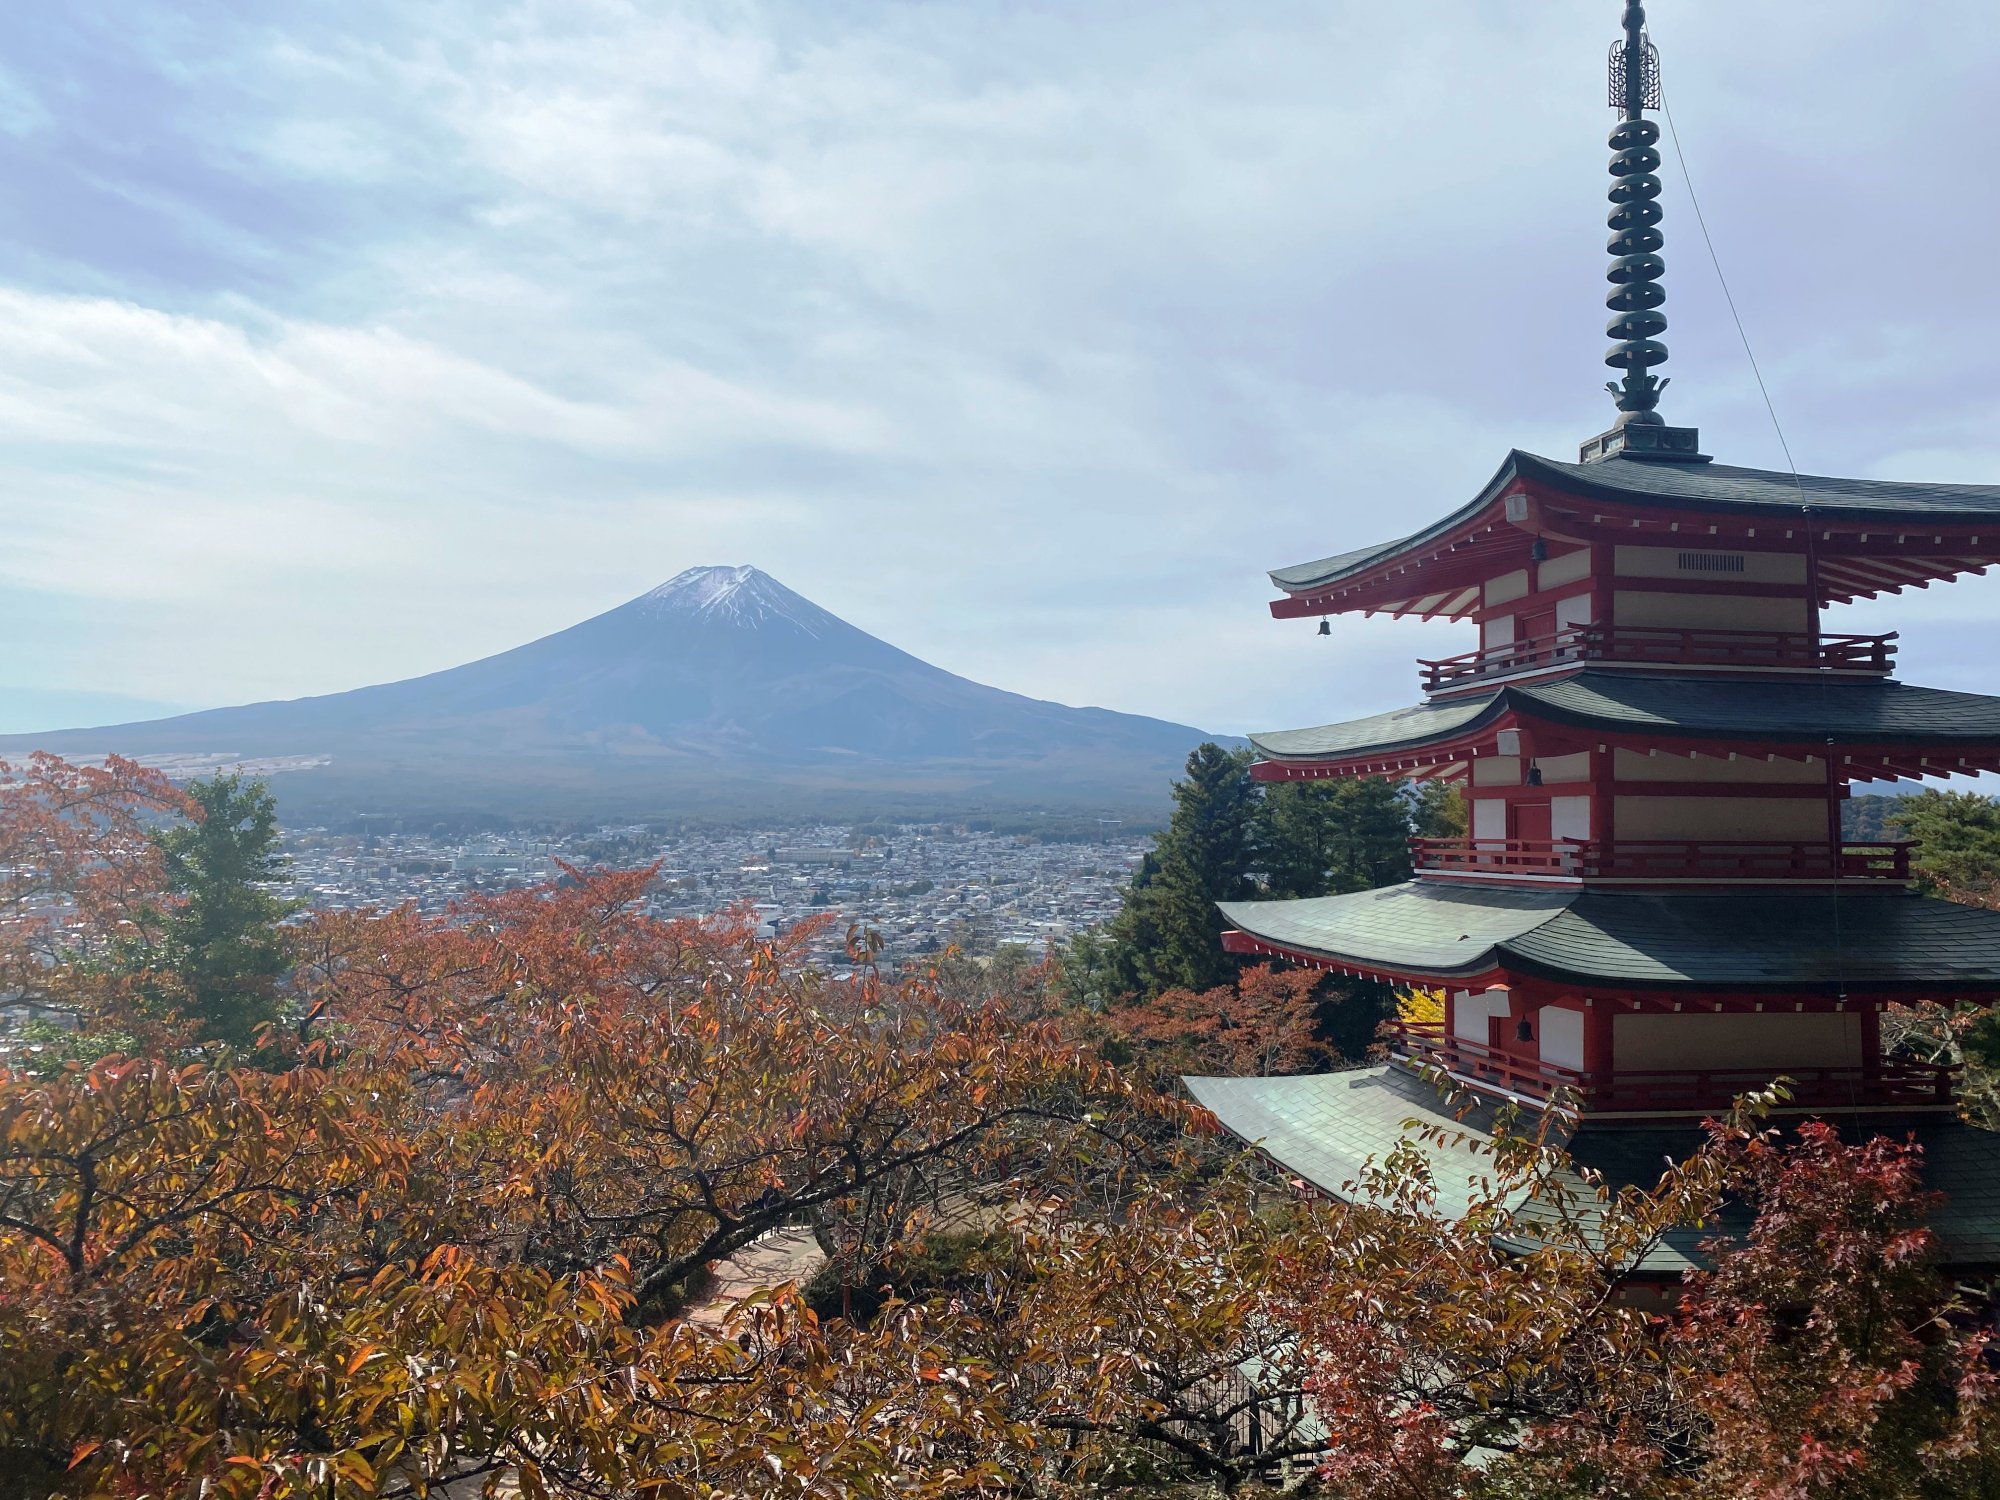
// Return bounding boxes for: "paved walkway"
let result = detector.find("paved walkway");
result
[683,1224,828,1330]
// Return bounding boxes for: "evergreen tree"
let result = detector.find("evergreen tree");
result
[1106,745,1258,998]
[1331,776,1417,890]
[1257,782,1344,900]
[1411,778,1468,840]
[141,775,301,1048]
[1259,776,1416,898]
[1890,789,2000,903]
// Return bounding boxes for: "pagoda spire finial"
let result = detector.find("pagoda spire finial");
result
[1606,2,1667,424]
[1581,1,1705,463]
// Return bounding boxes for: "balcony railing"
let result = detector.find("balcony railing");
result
[1419,626,1898,694]
[1411,838,1916,882]
[1387,1022,1592,1102]
[1413,838,1584,876]
[1386,1021,1957,1114]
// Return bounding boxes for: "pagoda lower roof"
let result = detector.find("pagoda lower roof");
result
[1218,882,2000,990]
[1251,672,2000,766]
[1271,449,2000,595]
[1184,1066,2000,1275]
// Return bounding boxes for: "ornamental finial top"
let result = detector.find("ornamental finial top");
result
[1604,1,1668,426]
[1580,1,1703,462]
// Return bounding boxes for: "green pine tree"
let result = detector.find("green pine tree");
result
[1890,789,2000,901]
[1105,744,1258,998]
[1259,776,1418,898]
[141,775,301,1049]
[1411,778,1468,841]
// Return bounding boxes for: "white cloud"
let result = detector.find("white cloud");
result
[0,0,1995,738]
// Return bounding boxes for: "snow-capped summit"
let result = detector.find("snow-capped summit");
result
[641,566,831,638]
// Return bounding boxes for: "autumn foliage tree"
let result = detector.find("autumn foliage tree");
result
[0,753,191,1015]
[8,755,2000,1497]
[0,755,299,1057]
[2,781,1171,1497]
[1101,962,1327,1080]
[928,1101,2000,1498]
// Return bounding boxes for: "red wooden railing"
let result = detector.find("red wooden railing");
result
[1412,837,1586,876]
[1419,627,1897,693]
[1410,838,1916,882]
[1386,1021,1957,1114]
[1387,1021,1591,1102]
[1419,628,1591,693]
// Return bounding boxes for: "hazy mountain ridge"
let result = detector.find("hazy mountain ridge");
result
[5,567,1218,820]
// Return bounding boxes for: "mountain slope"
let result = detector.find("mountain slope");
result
[5,568,1216,819]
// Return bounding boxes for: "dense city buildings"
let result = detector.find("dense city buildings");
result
[276,821,1146,973]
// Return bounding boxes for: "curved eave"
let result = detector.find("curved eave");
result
[1270,454,1528,620]
[1249,676,2000,779]
[1269,450,2000,619]
[1247,694,1507,775]
[1222,927,1508,987]
[1219,884,1577,985]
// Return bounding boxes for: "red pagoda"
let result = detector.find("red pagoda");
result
[1188,1,2000,1278]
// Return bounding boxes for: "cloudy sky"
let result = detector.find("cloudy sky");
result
[2,0,1997,738]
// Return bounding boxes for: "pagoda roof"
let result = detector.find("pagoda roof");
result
[1251,672,2000,767]
[1184,1066,2000,1274]
[1219,883,2000,991]
[1272,449,2000,596]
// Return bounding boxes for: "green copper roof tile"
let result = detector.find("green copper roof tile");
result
[1249,694,1503,763]
[1517,675,2000,746]
[1223,885,2000,990]
[1219,883,1575,979]
[1511,890,2000,988]
[1184,1067,1719,1273]
[1188,1066,2000,1274]
[1252,673,2000,765]
[1518,451,2000,520]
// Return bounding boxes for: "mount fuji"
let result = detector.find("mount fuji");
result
[3,568,1219,820]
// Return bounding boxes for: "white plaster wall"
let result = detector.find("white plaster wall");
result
[1552,795,1593,842]
[1613,796,1829,841]
[1614,590,1811,633]
[1485,570,1531,607]
[1482,613,1516,649]
[1555,592,1596,630]
[1614,749,1824,784]
[1454,987,1512,1044]
[1537,549,1594,589]
[1472,798,1509,842]
[1538,1007,1586,1071]
[1614,1012,1862,1071]
[1537,751,1592,784]
[1614,546,1808,584]
[1472,756,1523,787]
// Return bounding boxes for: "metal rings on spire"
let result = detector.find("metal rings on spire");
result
[1605,1,1668,425]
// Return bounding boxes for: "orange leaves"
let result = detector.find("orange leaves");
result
[1104,962,1329,1080]
[4,860,1182,1496]
[0,753,193,1028]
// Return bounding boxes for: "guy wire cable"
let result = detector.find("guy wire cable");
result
[1660,68,1865,1131]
